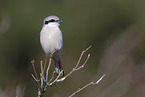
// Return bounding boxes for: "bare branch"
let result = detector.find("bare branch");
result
[58,46,91,82]
[31,74,39,82]
[43,55,47,71]
[31,60,40,86]
[31,60,42,96]
[31,46,106,97]
[40,61,44,79]
[45,57,52,82]
[95,74,106,84]
[64,54,90,79]
[75,54,90,71]
[48,70,64,86]
[31,60,39,80]
[75,45,91,68]
[69,74,106,97]
[40,61,44,87]
[48,71,56,84]
[45,51,56,82]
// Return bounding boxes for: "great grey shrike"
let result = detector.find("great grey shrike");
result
[40,16,64,76]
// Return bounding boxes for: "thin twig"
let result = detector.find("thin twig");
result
[31,74,39,82]
[65,54,90,79]
[75,54,90,70]
[48,70,63,86]
[45,51,56,82]
[56,46,91,82]
[43,55,47,71]
[75,45,91,68]
[40,61,45,80]
[45,58,52,82]
[40,61,44,87]
[31,60,42,96]
[31,60,39,80]
[31,60,40,85]
[31,46,98,97]
[48,71,56,84]
[69,74,106,97]
[95,74,106,84]
[43,71,56,92]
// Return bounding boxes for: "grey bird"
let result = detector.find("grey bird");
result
[40,16,64,76]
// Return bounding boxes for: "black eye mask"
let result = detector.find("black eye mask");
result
[45,19,59,24]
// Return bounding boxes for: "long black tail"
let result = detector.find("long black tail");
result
[53,55,64,77]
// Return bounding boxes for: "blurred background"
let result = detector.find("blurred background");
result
[0,0,145,97]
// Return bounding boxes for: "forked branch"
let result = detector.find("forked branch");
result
[31,46,105,97]
[69,74,106,97]
[57,45,91,82]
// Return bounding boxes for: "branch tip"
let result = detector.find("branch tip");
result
[95,74,106,84]
[31,60,34,64]
[84,45,91,52]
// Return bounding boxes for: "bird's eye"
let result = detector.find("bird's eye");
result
[45,21,49,24]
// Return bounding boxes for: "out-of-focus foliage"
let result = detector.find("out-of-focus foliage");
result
[0,0,145,97]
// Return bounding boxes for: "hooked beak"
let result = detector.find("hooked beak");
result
[58,20,63,23]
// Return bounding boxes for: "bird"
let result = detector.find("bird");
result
[40,16,64,76]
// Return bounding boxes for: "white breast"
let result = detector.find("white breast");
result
[40,25,63,56]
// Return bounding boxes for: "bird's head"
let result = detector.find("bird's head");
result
[43,16,62,27]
